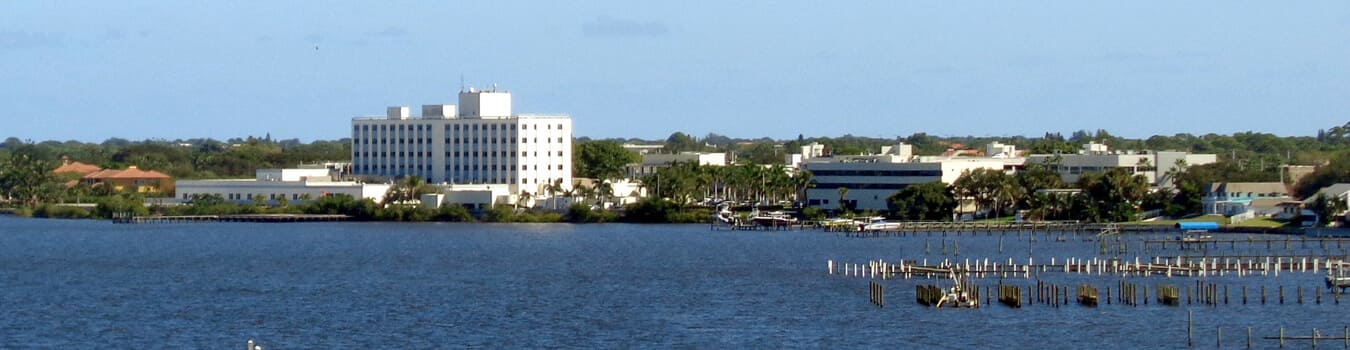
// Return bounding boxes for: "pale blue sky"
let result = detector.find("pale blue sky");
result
[2,1,1347,142]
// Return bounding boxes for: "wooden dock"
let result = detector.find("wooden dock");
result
[112,213,350,224]
[1142,237,1350,251]
[838,222,1172,237]
[834,221,1304,237]
[830,255,1349,280]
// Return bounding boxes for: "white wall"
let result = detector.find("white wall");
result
[177,179,390,205]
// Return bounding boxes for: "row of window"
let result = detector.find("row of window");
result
[811,183,913,190]
[810,170,942,177]
[353,151,565,158]
[184,192,328,201]
[1051,165,1157,174]
[353,164,565,172]
[353,137,566,145]
[355,123,566,132]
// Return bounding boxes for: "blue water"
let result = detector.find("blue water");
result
[1,216,1347,349]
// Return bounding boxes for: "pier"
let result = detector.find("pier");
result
[111,213,350,224]
[829,256,1349,279]
[834,221,1300,237]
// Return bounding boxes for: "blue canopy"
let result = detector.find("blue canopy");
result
[1176,221,1220,231]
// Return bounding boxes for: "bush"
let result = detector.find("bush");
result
[434,205,473,222]
[621,198,678,223]
[483,205,518,222]
[801,207,826,221]
[33,204,92,219]
[620,198,709,223]
[94,194,148,218]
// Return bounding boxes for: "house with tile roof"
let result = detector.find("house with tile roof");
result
[52,158,103,176]
[82,166,174,194]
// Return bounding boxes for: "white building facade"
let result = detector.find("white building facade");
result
[1026,143,1217,186]
[625,152,727,178]
[351,88,572,196]
[802,155,1008,211]
[177,169,391,205]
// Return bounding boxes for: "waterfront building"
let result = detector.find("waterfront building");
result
[176,167,390,205]
[83,166,173,194]
[802,154,1008,211]
[1201,182,1290,217]
[1025,142,1217,187]
[350,87,572,197]
[625,152,727,178]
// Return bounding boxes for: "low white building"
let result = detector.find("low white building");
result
[177,168,391,205]
[1026,142,1216,187]
[802,155,1008,211]
[625,152,727,178]
[420,184,516,210]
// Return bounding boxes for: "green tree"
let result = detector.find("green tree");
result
[952,168,1013,218]
[1077,168,1149,222]
[0,151,59,207]
[574,140,639,180]
[662,132,703,153]
[887,182,956,220]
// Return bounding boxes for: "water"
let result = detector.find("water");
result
[1,216,1346,349]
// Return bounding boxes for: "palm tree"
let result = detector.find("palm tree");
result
[793,170,814,205]
[598,181,615,207]
[837,187,850,213]
[518,190,533,210]
[543,178,565,210]
[382,175,438,206]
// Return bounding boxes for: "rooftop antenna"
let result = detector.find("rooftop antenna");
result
[459,74,465,92]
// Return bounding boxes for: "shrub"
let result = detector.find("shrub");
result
[33,204,92,219]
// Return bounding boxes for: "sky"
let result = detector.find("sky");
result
[2,1,1348,143]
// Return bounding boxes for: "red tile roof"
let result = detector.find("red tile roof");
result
[53,161,102,175]
[82,166,171,180]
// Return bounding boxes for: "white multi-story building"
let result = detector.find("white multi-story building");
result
[351,87,572,196]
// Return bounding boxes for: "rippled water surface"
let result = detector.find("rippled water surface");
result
[1,216,1346,349]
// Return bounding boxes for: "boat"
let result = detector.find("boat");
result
[1328,261,1350,292]
[935,273,979,308]
[749,211,798,226]
[863,220,901,231]
[1177,230,1213,243]
[854,216,892,231]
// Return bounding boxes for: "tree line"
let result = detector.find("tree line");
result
[7,121,1350,223]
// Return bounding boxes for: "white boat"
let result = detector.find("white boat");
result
[863,220,901,231]
[1328,261,1350,292]
[853,216,893,231]
[750,211,798,226]
[1177,230,1213,243]
[935,274,978,308]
